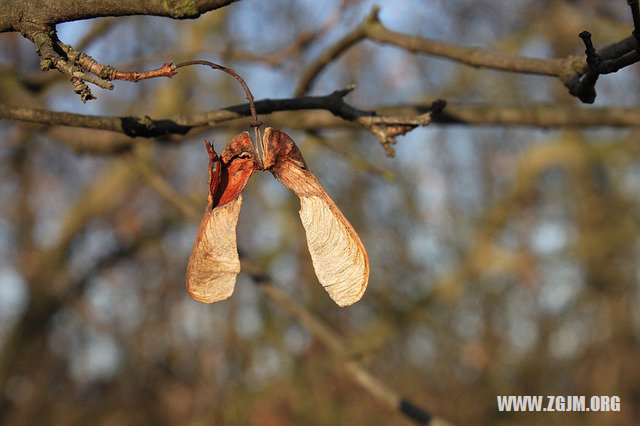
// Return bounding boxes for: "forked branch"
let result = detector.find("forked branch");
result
[296,5,640,104]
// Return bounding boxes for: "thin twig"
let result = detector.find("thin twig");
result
[15,22,113,101]
[175,60,262,141]
[294,25,367,96]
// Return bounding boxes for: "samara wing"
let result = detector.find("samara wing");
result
[262,128,369,306]
[186,133,257,303]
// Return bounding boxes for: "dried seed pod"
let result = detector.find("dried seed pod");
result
[186,133,257,303]
[263,128,369,306]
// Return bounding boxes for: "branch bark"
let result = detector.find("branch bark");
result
[363,10,583,80]
[1,88,443,156]
[1,0,238,32]
[3,0,238,100]
[296,6,640,104]
[295,6,587,97]
[3,96,640,149]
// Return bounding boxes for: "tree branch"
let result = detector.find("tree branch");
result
[296,6,587,98]
[363,8,583,80]
[297,6,640,104]
[6,1,237,100]
[4,95,640,150]
[0,88,444,156]
[1,0,238,32]
[568,2,640,104]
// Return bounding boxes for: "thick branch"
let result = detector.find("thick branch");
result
[1,0,238,32]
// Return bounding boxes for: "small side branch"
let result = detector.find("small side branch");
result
[17,22,110,101]
[294,25,367,97]
[354,99,446,156]
[565,1,640,103]
[16,22,178,101]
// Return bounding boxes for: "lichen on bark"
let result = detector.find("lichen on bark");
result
[162,0,201,19]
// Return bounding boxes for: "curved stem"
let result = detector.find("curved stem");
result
[175,60,263,164]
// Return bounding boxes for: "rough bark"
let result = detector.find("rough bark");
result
[1,0,238,32]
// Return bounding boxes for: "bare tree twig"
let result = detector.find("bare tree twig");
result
[14,22,181,101]
[294,24,367,97]
[0,87,443,156]
[7,1,237,100]
[71,52,178,82]
[296,6,587,98]
[363,8,584,80]
[5,94,640,152]
[568,3,640,103]
[15,22,110,101]
[297,5,640,103]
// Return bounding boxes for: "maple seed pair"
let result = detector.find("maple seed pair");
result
[186,128,369,307]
